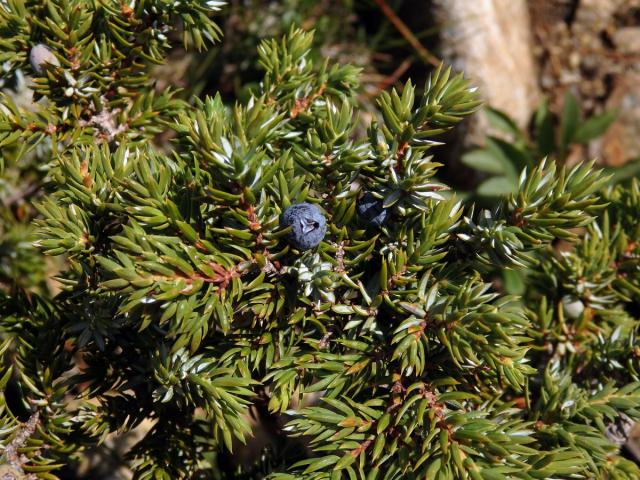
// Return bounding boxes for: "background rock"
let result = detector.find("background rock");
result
[433,0,541,144]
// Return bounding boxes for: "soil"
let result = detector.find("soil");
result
[530,0,640,166]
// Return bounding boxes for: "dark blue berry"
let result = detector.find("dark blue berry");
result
[357,192,388,226]
[281,202,327,250]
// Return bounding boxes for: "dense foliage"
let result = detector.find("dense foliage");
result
[0,2,639,479]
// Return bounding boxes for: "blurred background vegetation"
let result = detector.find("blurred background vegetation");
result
[149,0,640,190]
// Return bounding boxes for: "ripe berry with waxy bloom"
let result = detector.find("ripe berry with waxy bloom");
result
[357,192,389,226]
[280,202,327,250]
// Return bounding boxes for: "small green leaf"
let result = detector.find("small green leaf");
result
[334,452,356,471]
[604,158,640,185]
[485,138,519,180]
[332,304,355,314]
[299,455,340,474]
[383,190,402,208]
[560,91,580,149]
[484,107,523,141]
[477,176,516,197]
[462,149,505,174]
[535,98,556,156]
[0,365,13,389]
[574,110,617,143]
[502,269,525,295]
[489,137,533,172]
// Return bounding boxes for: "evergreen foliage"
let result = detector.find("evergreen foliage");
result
[0,2,638,479]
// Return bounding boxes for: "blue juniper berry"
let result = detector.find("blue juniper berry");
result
[281,202,327,250]
[357,192,388,227]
